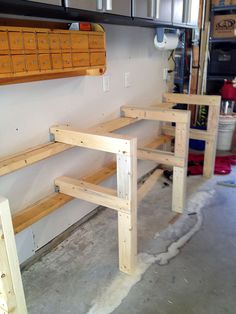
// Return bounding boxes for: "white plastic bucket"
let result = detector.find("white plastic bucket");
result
[217,116,236,151]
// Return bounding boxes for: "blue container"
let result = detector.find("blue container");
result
[189,126,206,151]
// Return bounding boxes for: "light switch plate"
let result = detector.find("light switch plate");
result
[124,72,131,88]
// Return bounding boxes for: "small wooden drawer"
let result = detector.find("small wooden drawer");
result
[0,31,9,51]
[9,32,23,50]
[89,34,105,50]
[24,32,36,50]
[38,54,51,70]
[72,53,89,67]
[51,53,62,69]
[37,33,50,50]
[62,53,72,68]
[12,55,26,73]
[60,34,71,50]
[0,56,11,74]
[25,55,38,72]
[50,33,60,50]
[90,52,106,66]
[71,34,88,50]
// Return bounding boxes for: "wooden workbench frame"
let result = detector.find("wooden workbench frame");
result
[161,93,221,178]
[50,125,138,274]
[0,197,27,314]
[121,106,190,214]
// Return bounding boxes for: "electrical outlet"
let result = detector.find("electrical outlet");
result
[103,76,110,92]
[124,72,131,88]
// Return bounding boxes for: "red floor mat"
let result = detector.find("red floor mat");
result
[188,154,236,175]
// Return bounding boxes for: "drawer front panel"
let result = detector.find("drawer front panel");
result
[71,34,88,50]
[50,33,60,50]
[89,35,105,49]
[72,53,90,67]
[51,53,63,69]
[62,53,72,68]
[12,55,26,73]
[0,32,9,51]
[0,56,11,74]
[61,34,71,50]
[38,54,51,70]
[25,55,38,72]
[37,33,50,50]
[24,33,37,50]
[9,32,23,50]
[90,52,106,66]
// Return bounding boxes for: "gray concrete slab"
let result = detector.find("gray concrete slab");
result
[22,167,236,314]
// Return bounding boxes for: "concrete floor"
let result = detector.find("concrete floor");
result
[22,167,236,314]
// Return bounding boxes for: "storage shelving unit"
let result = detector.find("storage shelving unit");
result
[207,4,236,94]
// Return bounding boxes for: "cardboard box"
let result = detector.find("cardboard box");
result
[213,14,236,38]
[212,0,231,6]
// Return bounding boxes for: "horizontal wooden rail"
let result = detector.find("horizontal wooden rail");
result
[137,169,163,203]
[138,148,185,167]
[0,117,138,177]
[121,106,190,123]
[161,125,215,141]
[50,125,133,155]
[0,142,72,177]
[55,177,131,213]
[12,135,172,234]
[163,93,221,106]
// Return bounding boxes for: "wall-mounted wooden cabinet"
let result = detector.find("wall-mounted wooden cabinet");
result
[0,26,106,85]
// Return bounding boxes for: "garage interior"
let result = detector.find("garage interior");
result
[0,0,236,313]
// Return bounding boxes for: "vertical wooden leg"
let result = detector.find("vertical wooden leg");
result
[0,197,27,314]
[203,140,216,178]
[172,166,187,213]
[117,138,137,274]
[172,117,190,213]
[118,211,137,274]
[0,228,17,314]
[203,105,220,178]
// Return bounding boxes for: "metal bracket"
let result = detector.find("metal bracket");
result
[49,133,55,142]
[55,185,60,193]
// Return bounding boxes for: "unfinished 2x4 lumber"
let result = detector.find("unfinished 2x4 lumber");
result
[12,135,172,234]
[0,197,27,314]
[117,138,137,274]
[161,93,221,179]
[0,117,138,177]
[161,125,215,141]
[55,177,131,213]
[122,105,190,213]
[0,142,72,177]
[137,169,163,203]
[138,148,185,167]
[172,121,190,213]
[163,93,221,107]
[55,134,138,274]
[203,105,220,178]
[121,106,190,124]
[50,125,134,155]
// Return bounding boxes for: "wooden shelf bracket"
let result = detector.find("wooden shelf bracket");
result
[50,126,138,274]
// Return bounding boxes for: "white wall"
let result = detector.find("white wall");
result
[0,24,169,263]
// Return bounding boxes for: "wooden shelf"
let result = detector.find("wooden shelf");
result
[0,117,138,177]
